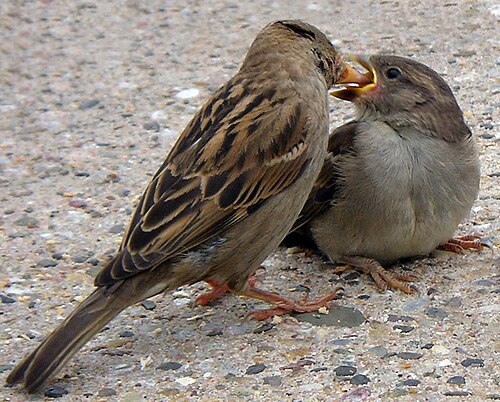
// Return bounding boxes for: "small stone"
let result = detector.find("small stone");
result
[357,294,370,300]
[98,387,117,397]
[421,343,434,350]
[176,88,200,99]
[141,300,156,310]
[444,390,472,397]
[175,377,196,386]
[296,305,366,327]
[119,330,135,338]
[334,365,356,376]
[14,216,39,227]
[253,323,274,334]
[0,364,14,373]
[447,375,466,385]
[393,325,414,333]
[88,258,99,266]
[480,122,494,130]
[263,375,282,387]
[52,252,64,260]
[452,50,476,57]
[157,361,182,371]
[38,258,58,267]
[207,329,223,337]
[74,171,90,177]
[343,271,361,280]
[461,358,484,367]
[401,379,420,386]
[350,374,370,385]
[487,393,500,400]
[246,363,266,375]
[79,99,100,109]
[44,386,68,398]
[388,314,415,322]
[0,294,16,304]
[73,255,89,263]
[424,307,448,320]
[368,346,388,358]
[109,224,125,234]
[480,133,494,139]
[397,352,423,360]
[143,121,160,131]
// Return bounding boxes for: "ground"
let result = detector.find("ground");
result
[0,1,498,401]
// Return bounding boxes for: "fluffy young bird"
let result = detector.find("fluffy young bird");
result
[6,20,367,393]
[288,55,481,293]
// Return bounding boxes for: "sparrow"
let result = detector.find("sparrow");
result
[6,20,369,393]
[286,55,482,293]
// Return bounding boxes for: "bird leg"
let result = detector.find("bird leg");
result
[196,270,262,306]
[336,256,417,294]
[196,274,342,320]
[242,286,342,321]
[438,235,486,253]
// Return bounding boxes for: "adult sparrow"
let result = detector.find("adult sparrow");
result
[6,20,368,393]
[287,55,481,293]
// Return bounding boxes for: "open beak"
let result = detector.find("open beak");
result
[331,55,376,101]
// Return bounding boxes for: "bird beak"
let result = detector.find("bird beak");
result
[331,55,376,101]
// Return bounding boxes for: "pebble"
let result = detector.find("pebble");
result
[444,390,472,397]
[253,323,274,334]
[246,363,266,375]
[424,307,448,320]
[0,294,16,304]
[447,375,466,385]
[38,258,58,267]
[296,305,366,327]
[14,216,39,227]
[368,346,388,358]
[73,255,89,263]
[461,358,484,367]
[175,88,200,99]
[143,121,160,131]
[263,375,282,387]
[98,387,117,397]
[44,386,68,398]
[79,99,100,110]
[206,329,223,337]
[109,224,125,234]
[141,300,156,310]
[119,330,135,338]
[175,377,196,386]
[397,352,423,360]
[334,365,357,376]
[350,374,370,385]
[157,361,182,371]
[393,325,414,333]
[0,364,14,373]
[421,343,434,350]
[401,379,420,386]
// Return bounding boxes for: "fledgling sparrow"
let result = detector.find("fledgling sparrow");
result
[287,55,481,293]
[6,20,368,393]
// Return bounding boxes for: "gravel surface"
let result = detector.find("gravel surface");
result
[1,1,498,401]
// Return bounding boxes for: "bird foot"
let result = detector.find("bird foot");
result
[439,235,487,253]
[196,269,264,306]
[243,287,342,320]
[336,256,417,294]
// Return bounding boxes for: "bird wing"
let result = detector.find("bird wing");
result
[95,77,314,286]
[290,120,359,232]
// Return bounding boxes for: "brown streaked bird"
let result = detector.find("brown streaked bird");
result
[286,55,482,293]
[6,20,369,393]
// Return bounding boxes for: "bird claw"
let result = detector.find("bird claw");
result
[439,234,488,253]
[338,256,417,294]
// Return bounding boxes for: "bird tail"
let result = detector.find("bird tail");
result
[6,284,130,393]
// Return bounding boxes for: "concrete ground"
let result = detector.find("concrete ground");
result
[1,1,498,401]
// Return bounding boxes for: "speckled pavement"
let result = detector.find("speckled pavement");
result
[0,1,498,401]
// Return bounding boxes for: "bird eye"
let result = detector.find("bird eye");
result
[385,67,402,79]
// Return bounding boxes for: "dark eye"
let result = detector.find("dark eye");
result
[386,67,401,79]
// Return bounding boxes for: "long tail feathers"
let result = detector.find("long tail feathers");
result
[6,285,130,393]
